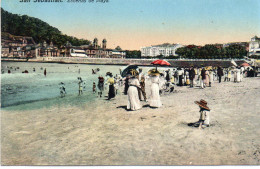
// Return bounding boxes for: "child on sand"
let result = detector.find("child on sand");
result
[188,99,211,129]
[195,99,211,129]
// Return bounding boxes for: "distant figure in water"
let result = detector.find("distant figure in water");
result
[33,68,36,72]
[92,68,100,74]
[93,82,96,93]
[78,77,83,96]
[59,82,66,98]
[44,68,47,77]
[8,70,11,74]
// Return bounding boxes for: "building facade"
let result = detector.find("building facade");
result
[1,34,126,59]
[1,34,37,58]
[141,44,184,57]
[249,36,260,56]
[68,38,126,58]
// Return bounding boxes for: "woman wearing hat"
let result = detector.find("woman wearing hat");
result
[194,99,211,128]
[204,68,210,87]
[236,67,241,83]
[148,69,162,108]
[127,69,142,111]
[106,73,115,100]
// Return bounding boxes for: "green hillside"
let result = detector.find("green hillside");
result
[1,8,91,47]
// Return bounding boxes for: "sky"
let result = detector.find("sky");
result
[1,0,260,50]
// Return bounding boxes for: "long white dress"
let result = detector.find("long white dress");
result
[236,69,241,82]
[149,75,162,108]
[127,78,142,111]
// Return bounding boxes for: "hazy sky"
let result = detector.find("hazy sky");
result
[2,0,260,50]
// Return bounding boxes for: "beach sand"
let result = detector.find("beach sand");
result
[1,77,260,165]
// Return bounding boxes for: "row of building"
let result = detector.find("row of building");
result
[1,34,126,58]
[140,43,184,57]
[140,36,260,57]
[1,33,260,59]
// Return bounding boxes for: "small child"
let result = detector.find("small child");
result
[93,82,96,93]
[194,99,211,129]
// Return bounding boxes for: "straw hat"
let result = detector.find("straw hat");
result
[194,99,210,111]
[128,69,139,77]
[148,69,160,76]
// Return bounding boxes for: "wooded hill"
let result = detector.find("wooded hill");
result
[1,8,91,47]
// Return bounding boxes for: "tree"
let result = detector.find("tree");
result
[125,50,141,58]
[115,46,122,50]
[1,8,91,48]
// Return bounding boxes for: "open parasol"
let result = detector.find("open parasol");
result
[151,59,171,70]
[121,65,139,77]
[241,62,250,67]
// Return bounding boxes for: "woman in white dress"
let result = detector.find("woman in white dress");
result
[148,69,162,108]
[236,67,241,83]
[127,69,142,111]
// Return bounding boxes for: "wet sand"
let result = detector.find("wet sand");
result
[1,77,260,165]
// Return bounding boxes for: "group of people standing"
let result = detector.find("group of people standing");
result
[126,68,162,111]
[169,65,258,89]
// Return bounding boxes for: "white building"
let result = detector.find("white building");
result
[249,36,260,56]
[141,43,184,57]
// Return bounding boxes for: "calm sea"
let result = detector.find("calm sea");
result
[1,61,158,110]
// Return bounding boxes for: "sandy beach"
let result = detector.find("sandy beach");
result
[1,77,260,165]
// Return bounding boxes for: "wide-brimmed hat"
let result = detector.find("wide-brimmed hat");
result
[194,99,210,111]
[128,69,139,77]
[148,69,160,76]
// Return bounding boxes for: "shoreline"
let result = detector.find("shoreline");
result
[1,57,247,67]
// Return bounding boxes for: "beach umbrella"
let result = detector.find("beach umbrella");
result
[241,62,250,67]
[121,65,138,77]
[151,60,171,70]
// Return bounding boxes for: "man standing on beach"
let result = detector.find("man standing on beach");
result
[200,67,206,88]
[189,66,196,87]
[217,66,224,83]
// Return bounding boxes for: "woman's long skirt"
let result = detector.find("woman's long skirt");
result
[178,75,183,86]
[108,84,115,99]
[127,86,142,111]
[149,83,162,108]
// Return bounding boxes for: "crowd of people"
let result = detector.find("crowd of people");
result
[59,65,258,102]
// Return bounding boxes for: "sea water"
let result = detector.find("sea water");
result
[1,61,160,110]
